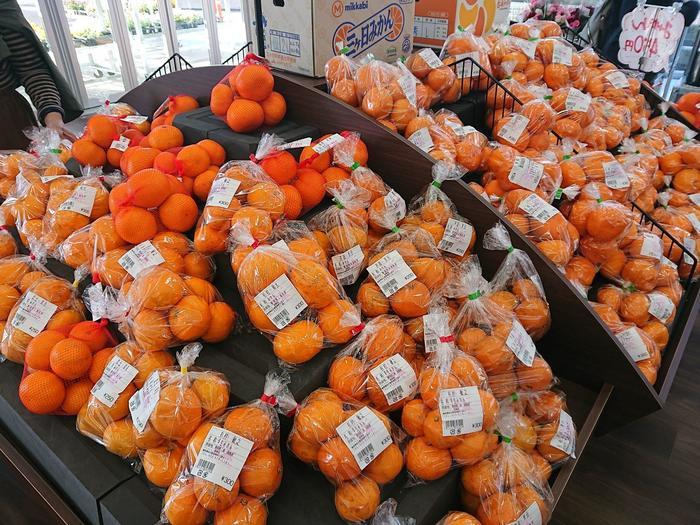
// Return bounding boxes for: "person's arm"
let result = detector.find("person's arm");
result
[2,28,75,140]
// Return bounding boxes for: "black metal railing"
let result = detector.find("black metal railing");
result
[223,42,253,66]
[144,53,193,82]
[562,27,594,51]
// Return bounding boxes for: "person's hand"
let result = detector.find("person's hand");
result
[44,111,77,142]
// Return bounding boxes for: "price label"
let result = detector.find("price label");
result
[423,312,453,353]
[254,274,308,329]
[603,161,630,189]
[686,213,700,234]
[565,88,591,112]
[118,241,165,278]
[332,244,365,285]
[616,326,650,362]
[518,193,559,223]
[122,115,148,124]
[606,70,630,88]
[312,134,345,155]
[128,371,161,432]
[278,137,312,150]
[453,52,482,76]
[110,135,130,152]
[496,113,529,145]
[549,410,577,457]
[506,320,536,366]
[689,193,700,207]
[336,406,392,470]
[383,189,406,223]
[661,255,677,269]
[408,127,434,153]
[11,291,57,336]
[456,125,479,139]
[90,356,138,407]
[369,354,417,405]
[366,250,416,297]
[192,426,253,490]
[438,386,484,436]
[684,237,696,265]
[438,218,473,256]
[271,239,289,251]
[87,282,105,321]
[418,47,443,69]
[514,37,537,58]
[509,502,543,525]
[40,174,73,183]
[59,185,97,217]
[396,71,417,107]
[206,177,241,209]
[552,41,573,65]
[508,156,545,191]
[647,293,673,322]
[640,233,662,260]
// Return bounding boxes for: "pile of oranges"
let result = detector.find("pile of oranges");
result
[673,92,700,128]
[210,54,287,133]
[18,320,114,415]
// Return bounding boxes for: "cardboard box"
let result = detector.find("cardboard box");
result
[414,0,511,48]
[261,0,415,77]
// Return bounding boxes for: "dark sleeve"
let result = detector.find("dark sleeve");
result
[680,1,699,27]
[1,28,63,124]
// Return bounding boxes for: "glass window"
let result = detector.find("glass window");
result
[173,0,209,66]
[124,0,170,81]
[215,0,247,61]
[62,0,126,106]
[18,0,56,63]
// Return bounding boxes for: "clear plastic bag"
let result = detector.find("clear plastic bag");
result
[483,222,551,341]
[370,499,415,525]
[534,38,586,90]
[440,29,492,98]
[548,87,595,140]
[509,20,563,39]
[435,510,482,525]
[405,48,457,106]
[610,321,661,384]
[326,52,361,107]
[0,225,18,258]
[157,369,290,523]
[288,387,407,523]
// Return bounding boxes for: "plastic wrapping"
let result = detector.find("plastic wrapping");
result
[493,99,556,153]
[326,52,361,107]
[435,511,482,525]
[548,87,595,140]
[585,67,641,103]
[440,28,492,97]
[0,225,18,258]
[534,38,586,90]
[405,48,457,106]
[158,370,290,523]
[509,20,563,39]
[483,222,551,341]
[194,160,285,255]
[288,387,406,523]
[370,499,415,525]
[232,220,360,364]
[609,321,661,384]
[328,315,419,412]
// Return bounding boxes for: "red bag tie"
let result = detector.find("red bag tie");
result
[286,405,299,417]
[248,153,260,164]
[350,323,365,336]
[439,335,455,343]
[260,393,277,406]
[91,272,101,285]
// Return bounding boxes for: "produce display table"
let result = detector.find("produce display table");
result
[0,64,696,524]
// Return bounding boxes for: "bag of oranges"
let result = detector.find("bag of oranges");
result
[250,132,305,186]
[482,222,551,341]
[1,259,86,364]
[307,179,373,285]
[0,224,18,258]
[586,67,641,103]
[405,48,457,106]
[288,387,407,523]
[610,321,661,384]
[325,51,360,107]
[353,57,418,125]
[648,111,697,146]
[405,161,476,260]
[194,159,284,255]
[369,499,415,525]
[231,219,361,364]
[327,314,420,412]
[596,284,676,334]
[158,369,291,522]
[0,150,37,199]
[509,19,562,39]
[18,319,117,415]
[436,511,482,525]
[548,86,595,141]
[493,99,556,153]
[535,38,586,90]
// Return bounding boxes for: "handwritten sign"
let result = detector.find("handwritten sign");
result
[618,5,684,72]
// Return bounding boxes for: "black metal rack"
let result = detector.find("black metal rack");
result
[143,53,193,82]
[223,42,253,66]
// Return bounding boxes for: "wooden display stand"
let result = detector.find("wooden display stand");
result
[0,65,696,524]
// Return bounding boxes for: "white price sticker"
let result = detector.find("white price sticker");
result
[552,41,573,65]
[206,177,241,209]
[514,37,537,58]
[369,354,417,405]
[438,218,473,256]
[606,70,630,88]
[396,72,417,107]
[253,274,308,329]
[603,161,630,189]
[278,137,312,150]
[453,52,482,76]
[506,320,536,366]
[332,244,365,285]
[122,115,148,124]
[91,356,138,407]
[617,326,650,362]
[128,371,161,432]
[640,233,662,261]
[40,174,73,183]
[59,185,97,217]
[423,312,453,353]
[383,189,406,223]
[689,193,700,207]
[408,127,434,152]
[271,239,290,251]
[565,88,591,112]
[518,193,559,223]
[336,406,392,470]
[118,241,165,278]
[684,237,696,265]
[509,502,543,525]
[508,157,545,191]
[110,135,130,152]
[312,134,345,155]
[647,293,673,322]
[87,282,105,321]
[686,213,700,234]
[366,250,416,297]
[10,291,58,336]
[438,386,484,436]
[496,113,529,145]
[661,255,677,269]
[550,410,576,457]
[192,426,254,491]
[418,47,443,69]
